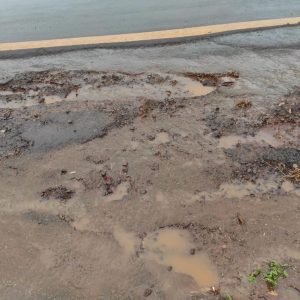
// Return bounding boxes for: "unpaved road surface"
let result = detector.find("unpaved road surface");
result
[0,28,300,300]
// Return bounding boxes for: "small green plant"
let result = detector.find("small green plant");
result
[247,261,288,289]
[247,267,261,283]
[225,293,233,300]
[264,261,288,289]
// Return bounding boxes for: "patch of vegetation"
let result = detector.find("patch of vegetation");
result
[247,267,261,283]
[264,261,288,288]
[225,293,233,300]
[248,261,288,289]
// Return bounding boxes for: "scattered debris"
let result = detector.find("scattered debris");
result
[236,213,246,225]
[184,71,239,87]
[139,100,154,118]
[236,100,252,109]
[284,166,300,183]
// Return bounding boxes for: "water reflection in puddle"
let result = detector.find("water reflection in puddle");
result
[142,229,218,288]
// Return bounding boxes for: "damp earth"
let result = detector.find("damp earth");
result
[0,27,300,300]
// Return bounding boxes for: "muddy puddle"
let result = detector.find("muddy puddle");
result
[218,128,282,149]
[142,229,218,288]
[0,72,216,109]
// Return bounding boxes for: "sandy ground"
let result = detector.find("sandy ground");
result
[0,28,300,300]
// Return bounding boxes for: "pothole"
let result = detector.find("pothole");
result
[142,228,218,288]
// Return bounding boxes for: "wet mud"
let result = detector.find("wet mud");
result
[0,36,299,300]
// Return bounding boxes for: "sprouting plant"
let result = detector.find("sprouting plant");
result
[264,261,288,289]
[247,267,262,283]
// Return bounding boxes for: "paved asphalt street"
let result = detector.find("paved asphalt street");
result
[1,0,300,43]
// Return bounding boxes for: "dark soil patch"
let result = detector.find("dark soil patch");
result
[24,210,74,225]
[225,145,300,181]
[267,89,300,125]
[41,185,75,202]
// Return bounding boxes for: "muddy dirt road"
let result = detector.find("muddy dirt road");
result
[0,27,300,299]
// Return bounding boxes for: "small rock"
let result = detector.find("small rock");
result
[167,266,173,272]
[140,189,147,195]
[68,119,73,124]
[61,169,67,175]
[122,162,129,174]
[144,288,152,297]
[190,248,196,255]
[147,135,155,141]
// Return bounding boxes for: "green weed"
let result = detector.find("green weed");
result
[247,267,261,283]
[247,261,288,289]
[264,261,288,288]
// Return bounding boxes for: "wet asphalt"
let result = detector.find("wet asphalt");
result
[1,0,300,43]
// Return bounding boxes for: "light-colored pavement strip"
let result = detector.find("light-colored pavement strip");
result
[1,17,300,52]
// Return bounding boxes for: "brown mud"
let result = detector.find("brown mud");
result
[0,62,299,299]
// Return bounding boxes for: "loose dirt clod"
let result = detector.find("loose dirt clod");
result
[143,288,153,297]
[237,213,246,225]
[41,186,75,202]
[236,100,252,109]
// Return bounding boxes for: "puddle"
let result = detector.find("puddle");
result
[219,179,278,199]
[44,95,63,105]
[113,226,138,255]
[185,82,215,97]
[142,229,218,288]
[0,72,216,109]
[105,182,129,202]
[218,128,282,149]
